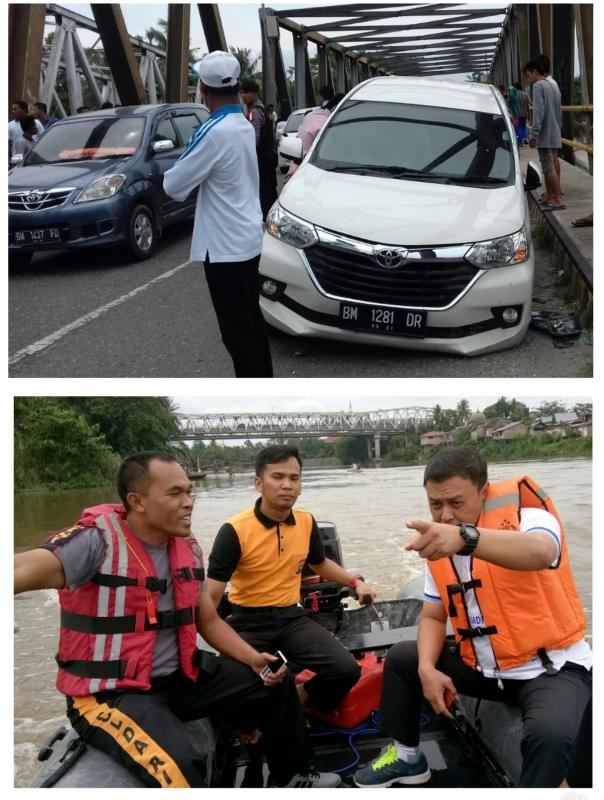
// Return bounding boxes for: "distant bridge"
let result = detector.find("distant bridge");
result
[175,407,434,442]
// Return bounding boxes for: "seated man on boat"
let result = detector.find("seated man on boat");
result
[207,444,377,712]
[14,451,341,788]
[354,446,592,789]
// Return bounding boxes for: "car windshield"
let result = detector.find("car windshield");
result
[311,100,514,186]
[24,117,146,165]
[285,112,308,134]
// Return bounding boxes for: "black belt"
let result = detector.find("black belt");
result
[229,604,298,615]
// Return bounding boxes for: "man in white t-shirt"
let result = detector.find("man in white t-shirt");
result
[163,51,273,378]
[9,100,44,162]
[355,446,591,789]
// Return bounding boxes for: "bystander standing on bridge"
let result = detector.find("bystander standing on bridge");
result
[240,79,277,220]
[163,51,273,378]
[524,60,564,211]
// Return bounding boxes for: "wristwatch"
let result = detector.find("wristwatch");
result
[458,523,480,556]
[350,574,365,590]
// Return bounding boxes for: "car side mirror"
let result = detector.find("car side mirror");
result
[151,139,176,153]
[524,161,541,192]
[279,136,304,165]
[10,154,24,166]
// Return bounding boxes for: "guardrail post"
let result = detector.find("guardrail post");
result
[553,4,575,164]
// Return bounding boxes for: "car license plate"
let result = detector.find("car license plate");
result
[339,303,427,338]
[14,228,61,245]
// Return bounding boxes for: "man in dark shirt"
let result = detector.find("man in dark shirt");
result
[208,444,377,712]
[240,79,277,219]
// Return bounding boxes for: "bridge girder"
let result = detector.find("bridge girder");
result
[175,408,434,442]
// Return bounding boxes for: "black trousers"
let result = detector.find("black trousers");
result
[229,605,361,712]
[66,656,310,788]
[379,640,592,788]
[203,255,273,378]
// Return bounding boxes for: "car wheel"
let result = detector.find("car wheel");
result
[10,251,33,267]
[127,203,156,260]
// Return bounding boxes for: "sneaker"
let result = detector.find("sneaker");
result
[353,743,431,787]
[286,770,342,788]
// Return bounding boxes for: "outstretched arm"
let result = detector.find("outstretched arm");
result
[14,549,66,594]
[405,519,557,570]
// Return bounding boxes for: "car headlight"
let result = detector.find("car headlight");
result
[74,175,125,204]
[465,227,529,268]
[266,203,318,248]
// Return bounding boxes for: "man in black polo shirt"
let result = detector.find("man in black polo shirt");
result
[207,444,377,712]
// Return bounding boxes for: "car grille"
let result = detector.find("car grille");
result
[9,187,76,212]
[304,241,479,308]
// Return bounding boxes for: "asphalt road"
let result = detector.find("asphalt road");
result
[9,218,592,378]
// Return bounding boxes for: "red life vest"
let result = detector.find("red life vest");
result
[52,504,203,696]
[428,476,585,671]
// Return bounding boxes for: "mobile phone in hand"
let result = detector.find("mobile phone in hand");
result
[260,650,287,680]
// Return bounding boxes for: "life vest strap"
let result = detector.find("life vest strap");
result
[61,606,198,634]
[446,579,483,617]
[457,625,498,640]
[56,655,128,679]
[175,567,205,582]
[91,574,168,593]
[145,607,197,631]
[537,647,559,675]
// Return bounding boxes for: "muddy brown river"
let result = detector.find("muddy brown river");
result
[14,458,592,787]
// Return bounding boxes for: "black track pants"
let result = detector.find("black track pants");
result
[229,605,361,712]
[67,656,310,787]
[203,255,273,378]
[379,640,592,788]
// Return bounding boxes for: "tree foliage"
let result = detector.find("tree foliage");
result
[15,397,181,492]
[14,398,118,490]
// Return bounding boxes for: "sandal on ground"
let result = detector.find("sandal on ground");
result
[572,216,593,228]
[541,201,566,211]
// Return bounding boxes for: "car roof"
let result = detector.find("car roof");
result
[289,107,317,117]
[348,76,502,115]
[59,103,208,119]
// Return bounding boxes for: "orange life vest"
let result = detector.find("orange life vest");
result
[428,476,585,671]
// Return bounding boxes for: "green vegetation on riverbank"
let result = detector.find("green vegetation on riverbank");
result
[15,397,180,492]
[383,432,591,467]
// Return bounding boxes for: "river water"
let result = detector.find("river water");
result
[13,459,592,787]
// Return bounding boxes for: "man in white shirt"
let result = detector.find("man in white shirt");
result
[12,115,39,159]
[9,100,44,162]
[354,447,591,789]
[163,52,273,378]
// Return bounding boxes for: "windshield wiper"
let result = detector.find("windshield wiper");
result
[447,176,509,184]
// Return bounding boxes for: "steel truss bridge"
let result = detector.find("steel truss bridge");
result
[176,407,434,442]
[9,3,593,169]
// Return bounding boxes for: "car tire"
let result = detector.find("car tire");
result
[10,251,33,268]
[127,203,157,260]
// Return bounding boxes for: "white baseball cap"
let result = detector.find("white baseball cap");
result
[194,51,240,88]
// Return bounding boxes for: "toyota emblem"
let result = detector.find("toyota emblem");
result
[374,247,406,269]
[26,191,43,203]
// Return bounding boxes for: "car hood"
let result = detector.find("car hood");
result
[279,163,525,246]
[9,157,135,191]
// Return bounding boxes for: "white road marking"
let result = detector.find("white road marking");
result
[9,259,193,367]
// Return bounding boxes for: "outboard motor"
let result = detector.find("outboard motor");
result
[301,523,351,624]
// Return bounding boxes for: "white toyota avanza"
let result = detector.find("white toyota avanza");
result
[260,77,540,356]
